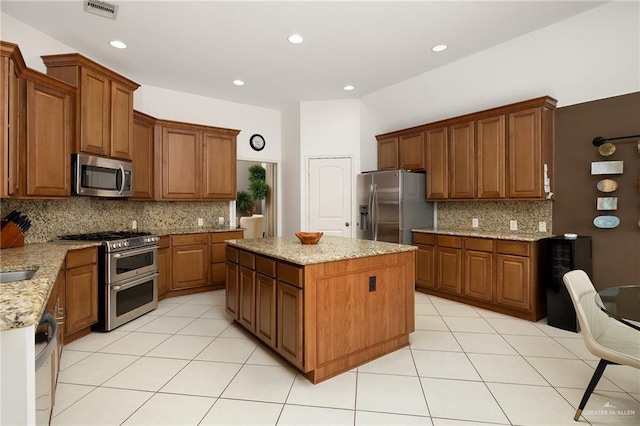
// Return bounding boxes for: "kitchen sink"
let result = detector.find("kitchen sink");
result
[0,269,38,283]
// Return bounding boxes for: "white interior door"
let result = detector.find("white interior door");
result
[308,157,352,237]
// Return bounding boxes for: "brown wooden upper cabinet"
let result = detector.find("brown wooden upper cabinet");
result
[376,96,556,201]
[1,42,75,199]
[42,53,140,160]
[399,132,424,170]
[156,119,239,201]
[131,111,156,200]
[425,127,448,199]
[377,136,398,170]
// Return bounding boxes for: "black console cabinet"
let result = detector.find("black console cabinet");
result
[546,236,592,332]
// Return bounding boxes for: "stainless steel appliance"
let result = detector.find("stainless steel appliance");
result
[72,153,133,198]
[35,313,57,426]
[57,231,159,330]
[356,170,435,244]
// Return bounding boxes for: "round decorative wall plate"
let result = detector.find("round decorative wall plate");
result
[593,215,620,229]
[596,179,618,193]
[597,142,616,157]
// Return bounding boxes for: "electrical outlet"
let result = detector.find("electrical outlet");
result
[197,218,204,227]
[538,221,547,232]
[510,220,518,231]
[472,218,479,228]
[218,217,225,225]
[131,220,137,230]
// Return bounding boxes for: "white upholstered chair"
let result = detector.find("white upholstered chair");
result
[562,270,640,421]
[239,214,265,239]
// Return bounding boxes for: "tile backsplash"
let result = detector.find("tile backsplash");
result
[1,198,229,243]
[436,200,553,235]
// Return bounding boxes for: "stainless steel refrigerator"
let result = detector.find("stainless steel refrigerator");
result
[356,170,435,244]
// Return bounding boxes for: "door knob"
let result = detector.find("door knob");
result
[345,222,350,227]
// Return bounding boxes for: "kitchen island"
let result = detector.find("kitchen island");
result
[225,236,416,383]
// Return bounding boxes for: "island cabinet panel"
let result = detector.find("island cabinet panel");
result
[238,266,256,332]
[277,281,303,368]
[64,247,98,343]
[477,115,506,198]
[377,137,398,170]
[225,259,239,318]
[225,240,415,383]
[211,231,243,285]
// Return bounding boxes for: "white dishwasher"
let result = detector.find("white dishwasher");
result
[35,313,57,426]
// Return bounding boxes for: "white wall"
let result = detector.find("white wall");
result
[280,104,301,236]
[299,99,362,231]
[361,1,640,133]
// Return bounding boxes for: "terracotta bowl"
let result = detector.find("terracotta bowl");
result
[295,232,323,245]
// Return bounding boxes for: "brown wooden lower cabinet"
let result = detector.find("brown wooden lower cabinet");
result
[171,234,209,290]
[412,231,543,321]
[64,247,98,343]
[226,246,415,383]
[157,236,171,300]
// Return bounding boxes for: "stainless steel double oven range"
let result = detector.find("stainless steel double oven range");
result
[57,231,160,331]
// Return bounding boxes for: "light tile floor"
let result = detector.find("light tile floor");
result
[52,290,640,425]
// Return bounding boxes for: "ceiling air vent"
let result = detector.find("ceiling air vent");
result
[84,0,119,20]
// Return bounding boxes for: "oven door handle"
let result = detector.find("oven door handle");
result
[111,245,158,258]
[111,273,159,291]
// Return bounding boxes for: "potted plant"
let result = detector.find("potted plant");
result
[236,165,269,237]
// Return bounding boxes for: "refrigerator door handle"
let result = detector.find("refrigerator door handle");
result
[373,184,378,241]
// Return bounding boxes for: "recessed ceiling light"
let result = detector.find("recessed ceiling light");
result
[431,44,448,52]
[343,85,355,91]
[233,80,245,86]
[288,34,304,44]
[109,40,127,49]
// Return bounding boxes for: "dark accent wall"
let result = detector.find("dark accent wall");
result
[554,92,639,289]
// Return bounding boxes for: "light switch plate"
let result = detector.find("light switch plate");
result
[472,218,479,228]
[510,220,518,231]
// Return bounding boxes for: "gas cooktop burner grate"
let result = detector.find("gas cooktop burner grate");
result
[57,231,152,241]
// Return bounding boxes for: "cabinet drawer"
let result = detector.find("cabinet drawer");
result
[66,247,97,269]
[437,235,462,249]
[226,246,238,263]
[277,261,303,288]
[413,233,434,245]
[239,250,256,269]
[172,234,208,246]
[497,241,530,256]
[210,231,243,243]
[158,236,170,249]
[257,255,276,277]
[464,237,493,252]
[211,244,226,263]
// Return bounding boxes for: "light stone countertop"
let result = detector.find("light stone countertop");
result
[412,228,551,242]
[143,226,243,237]
[226,236,417,265]
[0,242,101,332]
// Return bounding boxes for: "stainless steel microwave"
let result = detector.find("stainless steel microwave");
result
[72,153,132,198]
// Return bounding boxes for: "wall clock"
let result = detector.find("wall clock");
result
[250,134,265,151]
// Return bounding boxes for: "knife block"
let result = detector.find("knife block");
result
[0,221,25,249]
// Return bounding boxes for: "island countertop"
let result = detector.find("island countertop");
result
[0,242,100,332]
[226,236,417,265]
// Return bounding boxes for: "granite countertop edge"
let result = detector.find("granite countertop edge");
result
[226,236,417,266]
[0,242,101,332]
[412,228,551,242]
[144,226,244,237]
